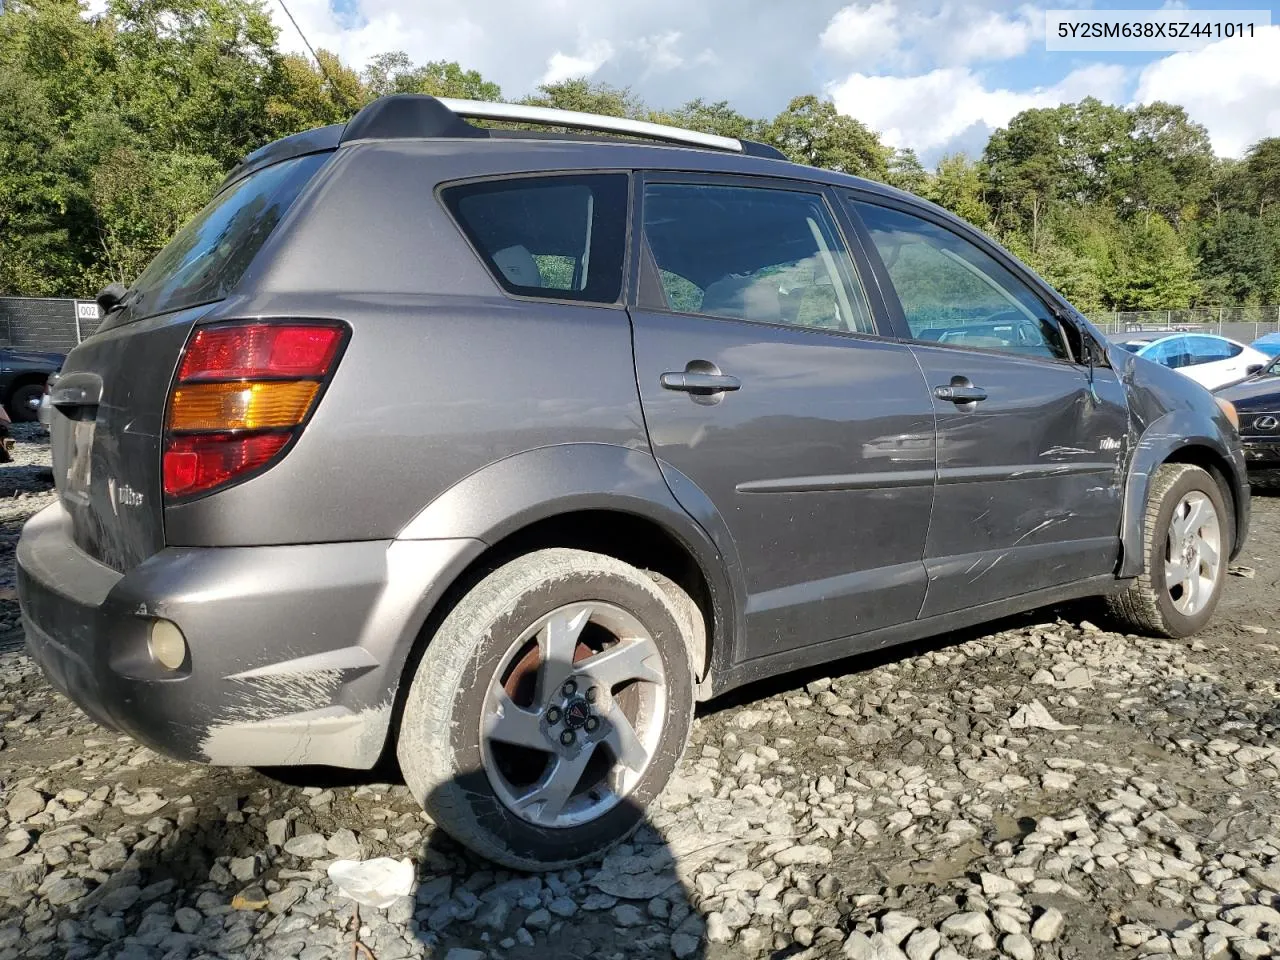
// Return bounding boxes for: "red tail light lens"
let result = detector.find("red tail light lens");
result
[164,320,347,499]
[163,433,291,497]
[178,324,343,381]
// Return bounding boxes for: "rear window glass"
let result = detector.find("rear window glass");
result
[442,174,628,304]
[129,152,329,318]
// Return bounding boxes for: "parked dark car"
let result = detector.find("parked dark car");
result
[17,95,1250,870]
[0,347,64,421]
[1216,354,1280,474]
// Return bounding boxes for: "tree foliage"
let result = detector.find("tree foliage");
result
[0,0,1276,312]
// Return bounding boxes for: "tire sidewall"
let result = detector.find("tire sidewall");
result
[9,384,42,422]
[1148,467,1229,635]
[407,556,694,868]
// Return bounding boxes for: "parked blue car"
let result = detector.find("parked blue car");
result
[1252,332,1280,359]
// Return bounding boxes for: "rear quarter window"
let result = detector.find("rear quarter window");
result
[441,174,629,304]
[127,152,330,320]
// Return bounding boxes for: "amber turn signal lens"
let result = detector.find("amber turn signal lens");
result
[168,380,319,432]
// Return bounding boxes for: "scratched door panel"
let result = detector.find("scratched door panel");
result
[908,344,1129,616]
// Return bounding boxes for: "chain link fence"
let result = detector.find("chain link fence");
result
[1086,305,1280,344]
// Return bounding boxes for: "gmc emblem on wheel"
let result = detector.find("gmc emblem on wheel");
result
[1255,416,1279,431]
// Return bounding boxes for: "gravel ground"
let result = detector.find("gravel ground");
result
[2,428,1280,960]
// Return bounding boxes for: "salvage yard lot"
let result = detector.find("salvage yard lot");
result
[2,426,1280,960]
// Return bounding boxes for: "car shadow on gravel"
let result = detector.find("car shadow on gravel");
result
[410,782,707,960]
[1,773,708,960]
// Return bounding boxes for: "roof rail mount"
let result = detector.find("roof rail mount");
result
[341,94,785,159]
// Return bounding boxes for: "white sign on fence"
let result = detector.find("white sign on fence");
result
[75,301,100,321]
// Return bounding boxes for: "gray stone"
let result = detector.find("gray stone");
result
[100,885,142,913]
[612,904,646,927]
[905,928,941,960]
[1031,907,1065,942]
[524,908,551,930]
[266,818,290,847]
[941,912,992,939]
[880,912,920,944]
[5,787,44,823]
[174,907,202,934]
[88,840,129,872]
[443,951,485,960]
[284,834,330,858]
[44,876,88,906]
[1002,933,1035,960]
[774,845,832,867]
[326,829,362,860]
[229,856,258,881]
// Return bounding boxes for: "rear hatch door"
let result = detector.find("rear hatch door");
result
[49,151,330,572]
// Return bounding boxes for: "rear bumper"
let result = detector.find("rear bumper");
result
[18,501,481,768]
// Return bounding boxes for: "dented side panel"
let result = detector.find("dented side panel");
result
[908,344,1130,617]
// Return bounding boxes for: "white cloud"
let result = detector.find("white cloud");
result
[945,7,1038,64]
[820,2,1038,68]
[1135,25,1280,158]
[630,32,686,73]
[541,38,616,84]
[828,62,1131,153]
[820,1,901,64]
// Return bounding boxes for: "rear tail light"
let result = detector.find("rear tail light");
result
[163,321,347,498]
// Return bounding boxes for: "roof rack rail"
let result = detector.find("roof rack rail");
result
[340,94,786,159]
[437,98,743,153]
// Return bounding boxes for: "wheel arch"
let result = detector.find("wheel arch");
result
[385,445,740,744]
[1119,415,1248,578]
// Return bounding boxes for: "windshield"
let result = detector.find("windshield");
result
[1118,341,1146,353]
[127,152,329,319]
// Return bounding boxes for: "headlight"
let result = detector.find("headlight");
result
[1215,397,1239,431]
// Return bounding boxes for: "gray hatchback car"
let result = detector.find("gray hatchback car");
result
[18,94,1249,870]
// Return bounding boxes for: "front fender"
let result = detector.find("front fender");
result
[396,442,743,693]
[1119,410,1250,577]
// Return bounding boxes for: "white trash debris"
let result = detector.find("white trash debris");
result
[327,857,415,908]
[1008,699,1078,731]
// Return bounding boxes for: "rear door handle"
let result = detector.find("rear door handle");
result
[660,372,741,394]
[934,384,988,404]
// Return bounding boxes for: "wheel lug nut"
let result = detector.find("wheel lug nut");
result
[546,706,561,725]
[560,729,575,746]
[562,679,577,697]
[585,686,598,704]
[584,716,600,733]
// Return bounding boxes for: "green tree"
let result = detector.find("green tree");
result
[524,79,643,118]
[1245,138,1280,215]
[765,95,889,179]
[1196,210,1275,304]
[1110,214,1199,310]
[885,148,928,195]
[652,98,761,141]
[363,52,501,101]
[924,154,990,228]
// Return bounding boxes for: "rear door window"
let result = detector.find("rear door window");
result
[641,182,877,336]
[129,152,330,320]
[442,174,629,304]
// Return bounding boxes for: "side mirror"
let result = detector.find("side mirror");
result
[1246,364,1264,375]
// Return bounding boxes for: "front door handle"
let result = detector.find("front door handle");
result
[934,384,988,404]
[661,372,741,394]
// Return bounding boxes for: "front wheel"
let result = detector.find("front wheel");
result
[397,548,697,870]
[8,383,43,422]
[1108,463,1230,638]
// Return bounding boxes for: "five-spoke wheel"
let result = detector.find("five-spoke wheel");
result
[397,549,697,870]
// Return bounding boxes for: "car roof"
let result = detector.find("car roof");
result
[221,94,960,224]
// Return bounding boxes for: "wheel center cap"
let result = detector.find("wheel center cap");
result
[563,697,592,730]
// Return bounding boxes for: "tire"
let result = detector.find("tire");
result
[8,383,43,422]
[397,548,697,871]
[1108,463,1230,638]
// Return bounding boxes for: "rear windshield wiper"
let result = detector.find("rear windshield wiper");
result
[95,282,136,315]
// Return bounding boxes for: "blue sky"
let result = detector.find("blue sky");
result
[272,0,1280,164]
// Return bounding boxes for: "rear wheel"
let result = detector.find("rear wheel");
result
[8,383,43,422]
[1109,463,1230,638]
[397,548,697,870]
